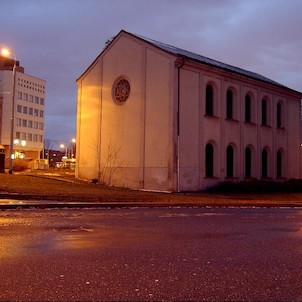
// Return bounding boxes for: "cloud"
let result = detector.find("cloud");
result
[0,0,301,144]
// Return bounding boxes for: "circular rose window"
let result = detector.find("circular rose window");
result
[112,78,131,103]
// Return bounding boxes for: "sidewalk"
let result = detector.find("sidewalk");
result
[1,170,302,209]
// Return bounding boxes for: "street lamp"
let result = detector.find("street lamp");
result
[71,138,76,158]
[1,48,17,174]
[60,143,67,157]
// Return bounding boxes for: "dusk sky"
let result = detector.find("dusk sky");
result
[0,0,301,148]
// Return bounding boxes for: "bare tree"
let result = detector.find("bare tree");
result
[100,136,123,185]
[43,139,53,160]
[90,135,124,185]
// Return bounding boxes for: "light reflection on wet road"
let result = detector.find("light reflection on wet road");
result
[0,207,302,301]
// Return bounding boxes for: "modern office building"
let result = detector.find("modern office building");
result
[0,55,45,169]
[76,30,302,192]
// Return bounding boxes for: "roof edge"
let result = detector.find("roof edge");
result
[77,30,302,98]
[127,31,301,96]
[76,30,126,82]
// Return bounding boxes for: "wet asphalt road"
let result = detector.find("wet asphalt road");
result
[0,207,302,301]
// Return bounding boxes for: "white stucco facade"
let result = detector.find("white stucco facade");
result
[76,30,302,192]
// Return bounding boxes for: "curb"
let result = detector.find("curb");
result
[0,202,201,210]
[1,201,302,210]
[0,202,150,210]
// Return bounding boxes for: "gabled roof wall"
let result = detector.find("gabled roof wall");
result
[78,30,302,97]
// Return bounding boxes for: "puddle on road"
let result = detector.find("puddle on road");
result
[52,226,95,233]
[46,225,115,251]
[0,225,111,258]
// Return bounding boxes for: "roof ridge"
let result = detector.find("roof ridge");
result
[129,31,298,93]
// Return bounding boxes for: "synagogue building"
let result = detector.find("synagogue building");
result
[76,30,302,192]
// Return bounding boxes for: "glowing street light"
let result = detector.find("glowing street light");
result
[1,49,10,57]
[70,138,76,158]
[60,143,67,156]
[1,48,17,174]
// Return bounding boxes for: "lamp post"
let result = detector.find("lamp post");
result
[71,138,76,158]
[60,143,67,157]
[1,48,17,174]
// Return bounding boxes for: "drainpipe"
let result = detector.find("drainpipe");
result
[176,56,185,192]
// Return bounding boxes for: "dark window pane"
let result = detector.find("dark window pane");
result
[277,103,282,128]
[226,90,233,119]
[277,150,282,178]
[226,145,234,177]
[245,147,252,178]
[245,95,251,122]
[262,99,267,125]
[205,143,214,177]
[206,84,213,116]
[262,149,268,178]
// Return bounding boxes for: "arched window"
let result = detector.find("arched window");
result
[245,94,251,123]
[262,99,267,125]
[205,143,214,177]
[205,84,214,116]
[226,145,234,178]
[277,102,282,128]
[262,148,268,178]
[226,89,233,119]
[245,147,252,178]
[277,149,282,178]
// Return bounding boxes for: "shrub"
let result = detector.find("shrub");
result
[13,159,29,172]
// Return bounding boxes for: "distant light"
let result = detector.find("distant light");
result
[1,48,10,57]
[60,144,65,149]
[71,138,76,143]
[13,139,26,146]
